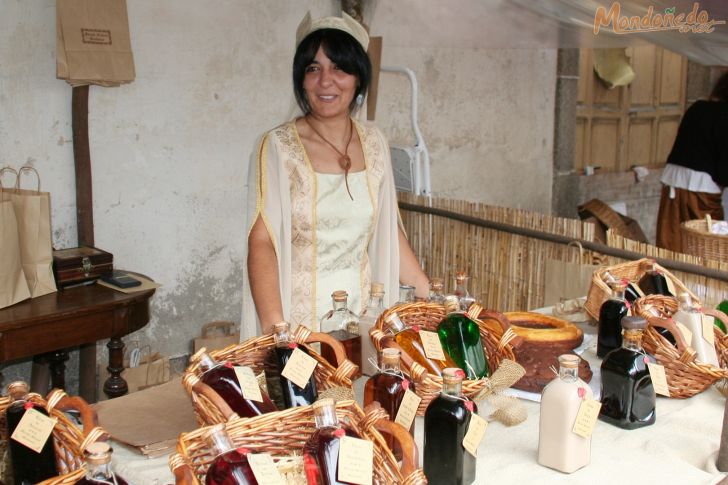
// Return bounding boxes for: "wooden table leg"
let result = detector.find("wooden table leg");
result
[103,337,128,399]
[30,354,51,395]
[78,343,97,403]
[48,350,69,390]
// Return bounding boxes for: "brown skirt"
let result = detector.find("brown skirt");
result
[655,185,724,253]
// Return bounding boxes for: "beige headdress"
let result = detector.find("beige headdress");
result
[295,11,369,51]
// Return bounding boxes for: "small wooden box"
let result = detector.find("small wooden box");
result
[53,246,113,288]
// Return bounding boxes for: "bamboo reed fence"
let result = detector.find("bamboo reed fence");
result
[398,193,727,312]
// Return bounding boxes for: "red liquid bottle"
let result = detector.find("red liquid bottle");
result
[204,424,259,485]
[5,381,57,485]
[272,321,318,408]
[303,398,361,485]
[597,283,629,358]
[320,290,362,378]
[76,441,131,485]
[195,351,278,418]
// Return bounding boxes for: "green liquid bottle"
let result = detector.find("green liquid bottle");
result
[715,300,728,333]
[437,296,489,379]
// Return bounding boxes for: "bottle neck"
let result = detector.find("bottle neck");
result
[369,294,384,311]
[611,288,625,301]
[273,328,292,347]
[333,299,349,311]
[86,461,115,481]
[381,358,401,373]
[198,353,218,373]
[455,279,470,296]
[399,286,415,303]
[622,329,644,351]
[314,406,339,429]
[207,428,235,457]
[386,314,405,334]
[442,379,463,397]
[559,365,578,383]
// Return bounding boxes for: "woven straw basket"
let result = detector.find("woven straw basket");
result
[370,301,519,415]
[0,389,108,485]
[681,218,728,262]
[169,400,427,485]
[183,325,359,426]
[585,258,698,321]
[632,295,728,398]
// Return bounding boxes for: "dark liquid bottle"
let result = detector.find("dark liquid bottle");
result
[5,381,57,485]
[76,441,131,485]
[437,296,489,379]
[303,398,361,485]
[271,321,318,408]
[363,348,415,460]
[195,351,278,418]
[624,282,642,304]
[424,368,477,485]
[597,283,629,358]
[384,311,458,377]
[599,316,656,430]
[204,424,259,485]
[320,290,362,378]
[638,261,672,296]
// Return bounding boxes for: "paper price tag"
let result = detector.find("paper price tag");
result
[248,453,285,485]
[665,277,677,296]
[462,413,488,457]
[11,408,57,453]
[234,366,263,403]
[394,389,421,430]
[419,330,446,361]
[702,314,716,346]
[338,435,373,485]
[571,398,601,438]
[281,347,317,389]
[675,322,693,347]
[647,362,670,397]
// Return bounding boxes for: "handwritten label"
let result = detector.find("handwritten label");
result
[572,398,601,438]
[234,366,263,403]
[665,277,677,296]
[462,413,488,456]
[281,347,317,389]
[419,330,447,361]
[675,322,693,347]
[248,453,285,485]
[394,389,421,430]
[338,435,373,485]
[647,362,670,397]
[11,408,57,453]
[702,314,716,346]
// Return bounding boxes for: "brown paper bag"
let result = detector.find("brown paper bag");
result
[193,321,240,353]
[543,242,598,307]
[0,168,31,309]
[98,348,171,400]
[56,0,135,86]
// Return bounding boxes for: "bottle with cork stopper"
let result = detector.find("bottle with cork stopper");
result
[320,290,362,377]
[204,424,259,485]
[359,282,386,376]
[76,442,131,484]
[437,295,489,379]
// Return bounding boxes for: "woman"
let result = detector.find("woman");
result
[656,70,728,252]
[243,12,429,335]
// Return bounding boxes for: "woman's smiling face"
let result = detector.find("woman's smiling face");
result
[303,46,358,119]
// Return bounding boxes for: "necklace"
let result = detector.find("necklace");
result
[305,116,355,200]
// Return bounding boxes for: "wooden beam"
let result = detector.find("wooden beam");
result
[71,86,94,247]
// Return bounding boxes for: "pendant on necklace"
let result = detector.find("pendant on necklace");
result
[339,156,352,171]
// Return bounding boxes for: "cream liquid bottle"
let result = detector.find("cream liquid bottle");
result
[673,292,719,367]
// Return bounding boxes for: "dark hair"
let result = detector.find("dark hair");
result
[293,28,371,114]
[710,70,728,102]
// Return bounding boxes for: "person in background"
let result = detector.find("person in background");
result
[656,70,728,252]
[243,12,429,334]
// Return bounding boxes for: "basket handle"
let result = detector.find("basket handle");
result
[294,326,360,379]
[190,378,238,421]
[647,316,696,362]
[370,328,428,383]
[46,390,100,436]
[363,402,420,479]
[201,320,235,338]
[704,308,728,328]
[469,304,523,349]
[169,453,196,485]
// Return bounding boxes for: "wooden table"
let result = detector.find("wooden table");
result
[0,280,155,402]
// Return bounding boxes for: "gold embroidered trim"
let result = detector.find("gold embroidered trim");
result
[250,134,278,257]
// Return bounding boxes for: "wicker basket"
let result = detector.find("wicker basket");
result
[370,301,519,415]
[0,389,108,485]
[183,325,359,426]
[631,295,728,398]
[584,258,698,321]
[169,400,427,485]
[681,218,728,262]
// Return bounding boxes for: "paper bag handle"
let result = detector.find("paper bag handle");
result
[16,165,41,192]
[0,167,17,201]
[201,320,235,338]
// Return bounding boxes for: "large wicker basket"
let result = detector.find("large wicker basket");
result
[0,389,107,485]
[632,295,728,398]
[585,258,698,321]
[371,301,519,415]
[681,218,728,262]
[183,325,359,425]
[169,400,427,485]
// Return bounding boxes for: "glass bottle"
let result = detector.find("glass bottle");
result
[359,283,386,376]
[604,271,641,304]
[428,277,446,304]
[673,292,719,367]
[453,272,476,311]
[423,368,477,485]
[596,282,629,358]
[538,354,592,473]
[76,442,130,485]
[272,321,318,408]
[637,261,672,296]
[303,398,361,485]
[204,424,259,485]
[384,311,458,377]
[716,300,728,333]
[363,348,415,460]
[5,381,57,485]
[196,351,278,418]
[437,296,489,379]
[599,316,656,430]
[319,290,362,378]
[397,284,416,305]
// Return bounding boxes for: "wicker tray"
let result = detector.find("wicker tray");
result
[183,325,359,425]
[681,218,728,262]
[370,301,520,416]
[169,400,427,485]
[584,258,698,321]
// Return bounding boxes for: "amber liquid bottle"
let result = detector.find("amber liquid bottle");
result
[438,296,489,379]
[204,424,259,485]
[303,398,361,485]
[424,368,477,485]
[384,311,458,377]
[76,441,130,485]
[271,321,318,408]
[363,348,415,460]
[453,272,476,311]
[195,351,278,418]
[5,381,57,485]
[320,290,362,378]
[599,316,656,430]
[597,283,629,358]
